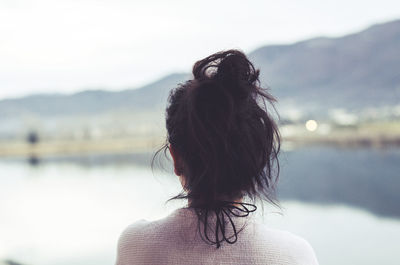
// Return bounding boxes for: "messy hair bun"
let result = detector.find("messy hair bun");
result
[154,49,281,248]
[192,50,267,103]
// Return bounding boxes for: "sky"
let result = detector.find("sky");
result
[1,0,399,99]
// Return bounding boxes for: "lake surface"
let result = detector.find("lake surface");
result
[0,146,399,265]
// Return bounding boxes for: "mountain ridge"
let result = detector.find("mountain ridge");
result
[1,19,399,122]
[249,19,400,111]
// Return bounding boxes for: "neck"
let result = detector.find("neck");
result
[187,197,244,208]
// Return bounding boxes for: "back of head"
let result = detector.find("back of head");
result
[155,49,280,247]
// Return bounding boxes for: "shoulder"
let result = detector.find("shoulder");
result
[252,225,319,265]
[116,219,146,260]
[116,217,170,251]
[117,210,187,246]
[280,230,319,265]
[115,211,187,265]
[117,219,149,250]
[116,219,158,265]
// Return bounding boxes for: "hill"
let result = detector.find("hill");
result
[0,73,188,118]
[0,19,399,138]
[250,19,400,112]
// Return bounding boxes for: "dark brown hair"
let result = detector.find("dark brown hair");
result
[153,49,280,248]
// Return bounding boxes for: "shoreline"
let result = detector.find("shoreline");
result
[1,133,399,159]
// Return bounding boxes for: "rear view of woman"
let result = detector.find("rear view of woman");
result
[116,50,319,265]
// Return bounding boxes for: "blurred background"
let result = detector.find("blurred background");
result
[1,1,400,265]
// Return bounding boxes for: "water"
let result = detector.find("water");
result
[0,146,399,265]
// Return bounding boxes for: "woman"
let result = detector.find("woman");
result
[116,50,319,265]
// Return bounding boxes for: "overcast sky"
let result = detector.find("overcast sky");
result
[1,0,399,99]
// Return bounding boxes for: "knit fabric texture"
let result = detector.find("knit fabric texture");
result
[116,207,319,265]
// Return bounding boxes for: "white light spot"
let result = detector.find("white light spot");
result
[305,120,318,132]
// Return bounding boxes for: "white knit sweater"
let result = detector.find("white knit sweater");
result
[116,207,319,265]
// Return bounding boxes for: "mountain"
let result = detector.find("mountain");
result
[249,19,400,111]
[0,19,399,131]
[0,73,189,119]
